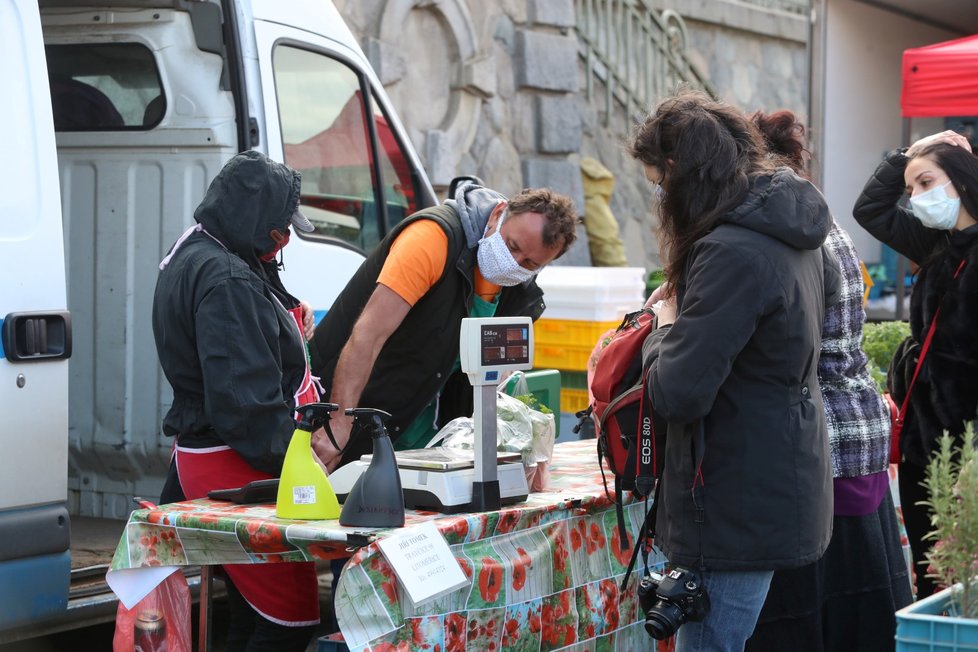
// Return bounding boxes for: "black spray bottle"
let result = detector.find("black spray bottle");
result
[339,408,405,528]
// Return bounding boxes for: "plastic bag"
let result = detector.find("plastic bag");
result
[432,392,534,457]
[428,388,556,491]
[113,570,192,652]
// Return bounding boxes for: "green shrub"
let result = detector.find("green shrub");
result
[861,320,911,393]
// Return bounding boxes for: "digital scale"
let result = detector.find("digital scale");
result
[329,316,534,513]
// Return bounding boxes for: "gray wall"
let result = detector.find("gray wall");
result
[335,0,810,271]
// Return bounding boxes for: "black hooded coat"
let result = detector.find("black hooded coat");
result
[152,151,307,475]
[642,169,841,571]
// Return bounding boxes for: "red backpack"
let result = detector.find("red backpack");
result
[578,308,666,585]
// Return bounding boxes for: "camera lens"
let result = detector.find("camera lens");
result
[644,602,685,640]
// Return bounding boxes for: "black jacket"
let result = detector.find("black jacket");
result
[309,203,545,465]
[152,151,307,475]
[853,149,978,466]
[643,169,840,571]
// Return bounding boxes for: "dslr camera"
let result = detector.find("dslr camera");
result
[637,567,710,639]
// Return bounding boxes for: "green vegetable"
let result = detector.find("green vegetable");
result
[861,320,911,393]
[514,394,552,415]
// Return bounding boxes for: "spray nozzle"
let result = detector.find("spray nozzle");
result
[345,407,393,438]
[296,403,340,431]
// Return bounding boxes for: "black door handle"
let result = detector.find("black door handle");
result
[1,311,72,362]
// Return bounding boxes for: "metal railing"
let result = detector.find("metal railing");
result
[575,0,717,127]
[738,0,810,15]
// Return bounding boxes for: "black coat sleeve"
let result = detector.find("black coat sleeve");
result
[852,149,943,265]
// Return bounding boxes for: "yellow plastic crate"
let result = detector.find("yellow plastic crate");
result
[534,318,619,348]
[560,388,590,414]
[534,344,592,371]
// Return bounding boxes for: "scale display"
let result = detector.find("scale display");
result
[480,325,530,366]
[459,317,534,384]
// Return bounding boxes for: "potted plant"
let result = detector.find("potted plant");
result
[895,423,978,650]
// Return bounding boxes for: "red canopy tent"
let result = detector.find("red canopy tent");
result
[901,34,978,117]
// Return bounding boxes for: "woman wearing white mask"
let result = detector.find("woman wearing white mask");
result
[853,129,978,598]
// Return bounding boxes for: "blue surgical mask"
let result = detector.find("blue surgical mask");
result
[910,181,961,230]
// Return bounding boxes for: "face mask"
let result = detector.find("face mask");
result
[653,184,665,202]
[910,181,961,230]
[477,210,539,286]
[259,228,290,264]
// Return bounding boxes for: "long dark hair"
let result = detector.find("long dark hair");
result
[749,110,810,178]
[629,90,771,289]
[912,142,978,226]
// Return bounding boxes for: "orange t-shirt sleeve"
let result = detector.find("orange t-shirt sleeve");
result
[376,220,449,306]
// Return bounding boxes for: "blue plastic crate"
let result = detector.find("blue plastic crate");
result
[896,586,978,651]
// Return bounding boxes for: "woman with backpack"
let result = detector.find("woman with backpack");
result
[629,90,840,651]
[744,111,913,652]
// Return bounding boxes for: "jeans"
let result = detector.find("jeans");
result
[674,568,774,652]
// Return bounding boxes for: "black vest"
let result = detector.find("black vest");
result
[309,203,545,463]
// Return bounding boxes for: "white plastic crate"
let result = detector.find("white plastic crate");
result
[536,266,645,321]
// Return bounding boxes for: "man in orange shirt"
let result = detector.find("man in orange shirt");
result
[308,181,577,470]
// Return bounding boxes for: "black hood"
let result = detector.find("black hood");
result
[193,150,302,265]
[723,168,831,250]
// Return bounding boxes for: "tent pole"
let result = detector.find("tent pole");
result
[895,117,912,321]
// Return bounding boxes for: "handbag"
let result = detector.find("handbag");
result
[888,258,966,464]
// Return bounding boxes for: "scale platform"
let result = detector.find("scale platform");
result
[329,448,529,514]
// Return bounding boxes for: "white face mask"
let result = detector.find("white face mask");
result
[910,180,961,230]
[477,210,539,286]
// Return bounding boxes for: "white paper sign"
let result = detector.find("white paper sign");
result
[376,521,470,605]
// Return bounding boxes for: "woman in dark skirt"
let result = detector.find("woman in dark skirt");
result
[744,111,913,652]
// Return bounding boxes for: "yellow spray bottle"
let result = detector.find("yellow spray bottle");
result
[276,402,341,520]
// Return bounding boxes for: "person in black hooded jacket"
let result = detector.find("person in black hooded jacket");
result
[152,150,320,651]
[853,129,978,598]
[630,91,840,652]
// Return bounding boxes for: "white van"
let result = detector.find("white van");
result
[0,0,435,637]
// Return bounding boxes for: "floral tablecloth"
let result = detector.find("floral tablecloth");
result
[109,439,668,651]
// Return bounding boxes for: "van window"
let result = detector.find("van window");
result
[46,44,165,130]
[274,45,419,251]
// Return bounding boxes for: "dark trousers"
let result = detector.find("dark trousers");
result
[224,577,317,652]
[899,460,938,599]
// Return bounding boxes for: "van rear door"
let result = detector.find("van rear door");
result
[0,0,72,629]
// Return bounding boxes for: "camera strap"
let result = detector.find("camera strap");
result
[620,477,661,592]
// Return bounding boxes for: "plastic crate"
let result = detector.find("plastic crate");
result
[534,318,620,348]
[896,586,978,651]
[560,369,588,390]
[561,388,590,414]
[536,266,645,322]
[534,343,591,371]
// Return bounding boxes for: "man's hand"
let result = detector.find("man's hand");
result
[907,130,973,157]
[312,418,352,473]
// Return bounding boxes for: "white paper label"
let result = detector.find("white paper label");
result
[376,521,470,605]
[292,486,316,504]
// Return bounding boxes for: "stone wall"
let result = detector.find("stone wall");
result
[334,0,809,271]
